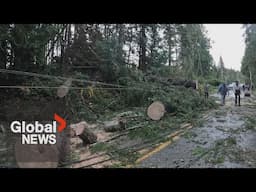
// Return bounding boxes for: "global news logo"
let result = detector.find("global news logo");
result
[10,113,66,145]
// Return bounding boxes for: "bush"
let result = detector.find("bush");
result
[207,78,222,86]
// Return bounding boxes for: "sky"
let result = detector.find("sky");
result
[204,24,245,71]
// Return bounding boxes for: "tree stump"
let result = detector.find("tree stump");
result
[147,101,166,121]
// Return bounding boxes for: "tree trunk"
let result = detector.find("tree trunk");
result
[168,45,172,67]
[0,41,7,69]
[249,69,253,89]
[103,118,126,132]
[138,24,147,71]
[150,24,157,66]
[70,122,97,144]
[116,24,124,64]
[127,43,131,64]
[166,24,173,67]
[127,27,133,65]
[66,24,72,47]
[78,129,97,145]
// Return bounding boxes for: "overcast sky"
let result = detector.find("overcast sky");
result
[204,24,245,71]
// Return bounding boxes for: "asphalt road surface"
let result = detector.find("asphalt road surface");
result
[139,92,256,168]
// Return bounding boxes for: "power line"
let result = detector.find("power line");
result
[0,85,145,91]
[0,68,126,88]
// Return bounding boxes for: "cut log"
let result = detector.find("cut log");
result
[57,78,72,98]
[70,121,97,144]
[146,75,197,89]
[15,140,59,168]
[78,128,97,144]
[103,118,126,132]
[147,101,166,121]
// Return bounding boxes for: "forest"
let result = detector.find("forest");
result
[0,24,247,168]
[241,24,256,86]
[0,24,242,85]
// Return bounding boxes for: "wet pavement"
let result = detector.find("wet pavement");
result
[139,91,256,168]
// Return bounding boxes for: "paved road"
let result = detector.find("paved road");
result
[139,92,256,168]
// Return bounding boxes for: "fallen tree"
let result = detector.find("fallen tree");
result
[103,118,126,132]
[147,101,177,121]
[145,75,197,89]
[167,78,197,89]
[70,121,97,144]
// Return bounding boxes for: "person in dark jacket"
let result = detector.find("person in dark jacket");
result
[204,83,209,99]
[218,83,228,105]
[233,81,241,106]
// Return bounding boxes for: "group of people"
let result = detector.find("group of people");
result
[217,81,241,106]
[204,81,248,106]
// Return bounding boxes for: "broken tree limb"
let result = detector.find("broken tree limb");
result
[99,132,129,143]
[70,121,97,144]
[180,123,192,129]
[88,123,147,146]
[71,66,98,69]
[103,118,126,132]
[79,129,97,145]
[103,124,145,142]
[57,78,72,98]
[146,75,196,89]
[167,78,197,89]
[147,101,166,121]
[116,111,135,117]
[80,92,100,118]
[63,124,188,168]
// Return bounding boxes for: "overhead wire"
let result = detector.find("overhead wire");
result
[0,68,159,91]
[0,68,126,88]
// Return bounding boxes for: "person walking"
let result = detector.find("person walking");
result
[218,83,228,105]
[233,81,241,106]
[204,83,209,99]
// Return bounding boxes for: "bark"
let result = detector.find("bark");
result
[70,121,97,144]
[138,24,147,71]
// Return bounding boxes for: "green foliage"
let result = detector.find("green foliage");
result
[192,146,207,157]
[244,116,256,130]
[90,143,114,153]
[0,24,219,132]
[95,38,128,82]
[241,24,256,85]
[207,78,222,86]
[179,24,213,79]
